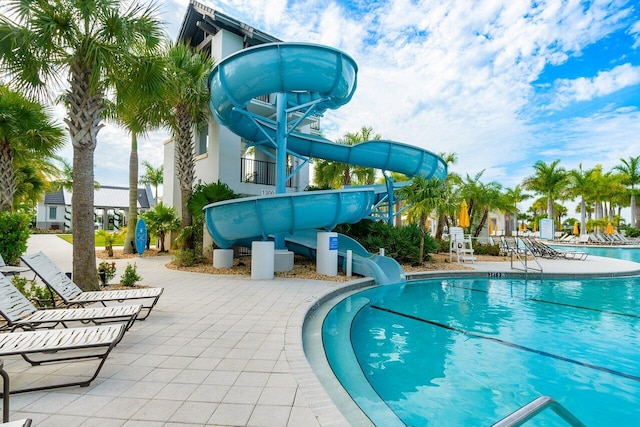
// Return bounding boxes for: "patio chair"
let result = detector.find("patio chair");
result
[0,274,141,332]
[449,227,474,263]
[0,323,125,394]
[0,256,29,278]
[21,252,162,320]
[1,360,32,425]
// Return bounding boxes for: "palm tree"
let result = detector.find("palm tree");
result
[434,152,459,239]
[163,42,215,238]
[566,164,594,235]
[314,126,380,188]
[0,0,164,290]
[398,177,445,264]
[504,185,531,236]
[459,171,506,237]
[0,85,65,212]
[613,156,640,228]
[523,160,568,224]
[140,161,164,204]
[141,203,180,253]
[50,158,100,192]
[108,54,166,254]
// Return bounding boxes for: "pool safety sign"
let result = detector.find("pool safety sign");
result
[329,236,338,250]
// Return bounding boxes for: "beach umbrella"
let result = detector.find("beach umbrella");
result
[606,222,615,234]
[459,201,470,228]
[573,221,579,235]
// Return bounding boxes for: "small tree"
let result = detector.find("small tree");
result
[141,203,180,252]
[96,229,123,257]
[0,212,30,264]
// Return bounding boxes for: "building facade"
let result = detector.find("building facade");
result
[164,1,316,251]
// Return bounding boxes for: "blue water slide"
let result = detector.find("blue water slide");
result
[204,42,447,284]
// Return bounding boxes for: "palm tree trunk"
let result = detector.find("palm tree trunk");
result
[0,141,15,212]
[580,198,586,235]
[72,145,99,291]
[419,215,426,264]
[631,193,638,228]
[174,103,194,233]
[123,134,139,254]
[67,63,102,291]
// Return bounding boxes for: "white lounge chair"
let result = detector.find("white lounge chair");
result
[0,274,141,332]
[21,252,163,320]
[0,324,125,394]
[449,226,475,263]
[0,255,29,277]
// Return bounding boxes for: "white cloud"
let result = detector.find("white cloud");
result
[551,63,640,108]
[52,0,637,199]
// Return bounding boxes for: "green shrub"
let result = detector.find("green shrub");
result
[625,227,640,238]
[335,220,435,265]
[473,243,500,256]
[120,263,141,287]
[11,275,55,307]
[172,249,201,267]
[0,212,30,264]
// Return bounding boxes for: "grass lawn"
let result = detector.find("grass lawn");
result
[57,232,127,247]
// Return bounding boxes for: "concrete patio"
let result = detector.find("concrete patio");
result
[3,234,640,426]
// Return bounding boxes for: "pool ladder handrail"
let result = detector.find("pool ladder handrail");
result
[492,395,586,427]
[507,237,543,279]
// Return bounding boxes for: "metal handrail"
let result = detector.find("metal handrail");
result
[507,238,543,279]
[492,396,586,427]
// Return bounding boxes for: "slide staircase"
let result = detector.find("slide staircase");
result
[204,42,447,285]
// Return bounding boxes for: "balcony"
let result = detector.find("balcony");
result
[241,158,292,187]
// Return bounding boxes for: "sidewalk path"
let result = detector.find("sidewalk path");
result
[10,234,352,426]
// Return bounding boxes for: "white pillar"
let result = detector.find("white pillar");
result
[317,232,338,276]
[213,249,233,269]
[251,241,274,280]
[346,249,352,277]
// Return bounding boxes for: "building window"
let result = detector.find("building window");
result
[49,206,57,220]
[197,125,208,156]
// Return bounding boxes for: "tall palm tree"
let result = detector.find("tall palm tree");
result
[523,160,568,224]
[0,85,65,212]
[613,155,640,228]
[398,177,445,264]
[163,42,215,237]
[504,184,531,236]
[0,0,164,290]
[140,161,164,204]
[566,163,594,235]
[108,54,166,254]
[434,152,458,239]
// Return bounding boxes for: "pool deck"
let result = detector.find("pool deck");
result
[4,235,640,426]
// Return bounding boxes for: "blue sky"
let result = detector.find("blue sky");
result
[91,0,640,215]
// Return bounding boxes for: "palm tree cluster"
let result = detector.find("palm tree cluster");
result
[315,126,640,258]
[0,0,214,289]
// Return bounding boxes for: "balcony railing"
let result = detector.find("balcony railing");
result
[241,158,292,187]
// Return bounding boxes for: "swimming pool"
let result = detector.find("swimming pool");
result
[551,244,640,263]
[322,277,640,426]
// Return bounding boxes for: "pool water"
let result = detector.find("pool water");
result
[323,277,640,426]
[551,244,640,263]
